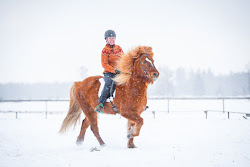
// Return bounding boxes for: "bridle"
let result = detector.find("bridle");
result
[139,54,150,76]
[138,54,156,79]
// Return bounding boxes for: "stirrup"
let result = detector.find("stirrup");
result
[110,100,119,114]
[94,103,104,113]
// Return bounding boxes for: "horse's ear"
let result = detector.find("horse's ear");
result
[131,46,153,58]
[137,46,144,55]
[143,46,152,52]
[147,46,152,51]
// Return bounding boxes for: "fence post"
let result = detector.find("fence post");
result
[16,112,18,119]
[222,99,225,113]
[152,111,155,119]
[45,101,48,119]
[204,111,207,119]
[168,98,170,113]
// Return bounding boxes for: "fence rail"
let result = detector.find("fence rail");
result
[0,97,249,119]
[1,97,249,102]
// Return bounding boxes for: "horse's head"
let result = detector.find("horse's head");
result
[114,46,159,85]
[134,52,159,82]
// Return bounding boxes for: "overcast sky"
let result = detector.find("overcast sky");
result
[0,0,250,83]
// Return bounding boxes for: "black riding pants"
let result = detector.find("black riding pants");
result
[98,72,116,104]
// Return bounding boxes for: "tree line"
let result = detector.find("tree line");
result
[148,66,250,97]
[0,66,249,100]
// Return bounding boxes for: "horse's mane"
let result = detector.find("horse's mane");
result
[113,46,154,86]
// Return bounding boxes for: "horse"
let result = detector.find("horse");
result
[59,46,159,148]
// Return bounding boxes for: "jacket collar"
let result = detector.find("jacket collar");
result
[106,44,115,48]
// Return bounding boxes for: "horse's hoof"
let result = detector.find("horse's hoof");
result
[76,139,83,145]
[128,144,137,149]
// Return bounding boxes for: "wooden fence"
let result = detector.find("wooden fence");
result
[0,97,249,119]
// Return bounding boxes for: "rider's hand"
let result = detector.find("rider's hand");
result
[115,69,121,74]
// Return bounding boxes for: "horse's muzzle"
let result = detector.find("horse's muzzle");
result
[151,72,159,81]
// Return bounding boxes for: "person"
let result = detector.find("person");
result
[94,30,124,113]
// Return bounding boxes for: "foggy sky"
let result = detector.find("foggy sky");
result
[0,0,250,83]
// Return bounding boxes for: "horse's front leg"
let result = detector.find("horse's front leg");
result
[127,120,136,148]
[122,112,144,148]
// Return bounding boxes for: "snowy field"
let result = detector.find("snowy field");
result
[0,112,250,167]
[0,99,250,167]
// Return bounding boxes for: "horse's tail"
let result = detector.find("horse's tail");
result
[59,83,82,134]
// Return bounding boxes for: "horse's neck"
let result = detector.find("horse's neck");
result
[126,77,149,97]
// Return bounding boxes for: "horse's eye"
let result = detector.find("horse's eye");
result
[143,60,147,64]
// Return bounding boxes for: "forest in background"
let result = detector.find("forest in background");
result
[0,66,249,100]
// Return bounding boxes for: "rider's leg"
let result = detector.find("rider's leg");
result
[95,73,116,113]
[110,80,116,98]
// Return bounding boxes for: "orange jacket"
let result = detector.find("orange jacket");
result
[101,44,123,74]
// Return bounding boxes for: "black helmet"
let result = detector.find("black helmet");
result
[104,30,116,39]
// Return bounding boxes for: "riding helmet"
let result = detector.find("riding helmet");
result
[104,30,116,39]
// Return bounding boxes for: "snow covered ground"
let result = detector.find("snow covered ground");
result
[1,112,250,167]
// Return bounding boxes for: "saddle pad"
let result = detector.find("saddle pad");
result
[98,78,116,102]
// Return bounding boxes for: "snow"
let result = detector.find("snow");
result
[1,112,250,167]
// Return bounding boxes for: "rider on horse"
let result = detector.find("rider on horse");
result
[94,30,124,113]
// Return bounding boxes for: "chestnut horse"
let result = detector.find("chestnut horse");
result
[59,46,159,148]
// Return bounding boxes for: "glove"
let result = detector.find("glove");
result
[115,69,121,74]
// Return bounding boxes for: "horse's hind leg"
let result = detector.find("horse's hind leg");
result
[89,113,105,146]
[76,117,90,145]
[76,99,105,146]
